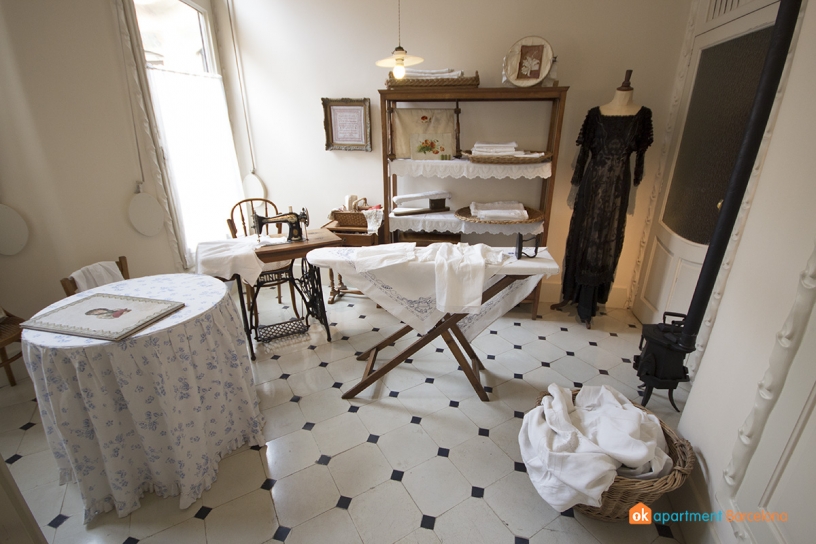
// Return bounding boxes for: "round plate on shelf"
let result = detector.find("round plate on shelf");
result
[502,36,553,87]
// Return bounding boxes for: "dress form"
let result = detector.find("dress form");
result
[599,70,642,116]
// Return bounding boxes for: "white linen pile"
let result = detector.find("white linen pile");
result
[70,262,125,292]
[403,68,464,79]
[470,201,529,221]
[519,384,673,512]
[195,236,288,284]
[472,141,518,156]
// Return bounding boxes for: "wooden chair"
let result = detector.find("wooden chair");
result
[227,199,298,328]
[60,256,129,296]
[0,308,23,386]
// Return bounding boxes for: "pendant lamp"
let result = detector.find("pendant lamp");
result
[375,0,423,79]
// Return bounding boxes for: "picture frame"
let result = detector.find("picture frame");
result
[322,98,372,151]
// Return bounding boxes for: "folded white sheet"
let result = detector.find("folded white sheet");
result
[519,384,673,512]
[70,262,125,292]
[401,71,464,79]
[473,141,517,149]
[476,210,528,220]
[470,201,527,220]
[196,237,264,284]
[405,68,454,75]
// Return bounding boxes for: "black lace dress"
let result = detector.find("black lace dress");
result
[560,106,653,322]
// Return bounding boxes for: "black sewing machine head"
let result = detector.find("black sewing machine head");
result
[253,207,310,242]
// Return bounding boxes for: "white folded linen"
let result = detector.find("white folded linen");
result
[70,262,125,292]
[519,384,673,512]
[415,243,507,313]
[404,68,455,75]
[354,243,416,272]
[392,191,452,206]
[195,237,265,284]
[476,210,528,221]
[470,201,526,216]
[401,71,464,79]
[474,141,517,149]
[471,150,518,156]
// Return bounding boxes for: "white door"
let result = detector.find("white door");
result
[633,3,778,325]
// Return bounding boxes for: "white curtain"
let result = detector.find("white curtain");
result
[146,67,243,264]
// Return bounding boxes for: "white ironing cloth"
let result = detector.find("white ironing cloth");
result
[70,262,125,292]
[307,244,559,341]
[196,236,289,284]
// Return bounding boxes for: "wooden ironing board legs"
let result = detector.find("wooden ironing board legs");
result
[341,275,524,402]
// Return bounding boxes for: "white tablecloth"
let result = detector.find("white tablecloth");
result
[22,274,265,522]
[307,246,559,341]
[389,158,552,180]
[389,211,545,236]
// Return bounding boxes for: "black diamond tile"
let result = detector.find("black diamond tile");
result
[372,327,380,332]
[389,391,400,398]
[5,454,22,465]
[638,390,644,397]
[589,341,598,346]
[411,416,422,424]
[308,345,316,350]
[561,507,575,517]
[348,405,359,413]
[435,348,444,353]
[566,351,574,356]
[332,382,342,388]
[514,462,527,473]
[303,422,315,431]
[405,357,412,362]
[515,537,529,544]
[655,523,674,538]
[537,315,543,319]
[260,479,275,491]
[330,322,337,327]
[457,365,462,371]
[316,454,331,465]
[19,422,35,431]
[513,345,522,350]
[600,311,607,316]
[347,304,355,307]
[538,335,546,340]
[280,373,290,380]
[290,395,301,403]
[471,486,484,498]
[282,306,289,309]
[484,386,493,393]
[123,538,140,544]
[573,382,583,388]
[359,315,366,319]
[449,401,459,408]
[421,515,435,530]
[514,373,523,379]
[487,355,495,360]
[367,434,379,444]
[610,332,618,337]
[273,526,291,541]
[622,358,631,363]
[319,362,328,367]
[271,355,280,360]
[599,369,609,375]
[250,445,262,451]
[438,448,450,457]
[47,514,69,529]
[629,323,638,328]
[337,496,352,509]
[541,362,550,367]
[560,327,568,332]
[514,411,524,419]
[514,322,521,327]
[342,336,350,340]
[478,428,489,437]
[425,377,434,384]
[195,505,214,519]
[490,330,498,335]
[355,351,363,356]
[391,470,404,482]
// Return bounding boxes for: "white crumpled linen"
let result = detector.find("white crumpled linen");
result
[70,262,125,292]
[519,384,673,512]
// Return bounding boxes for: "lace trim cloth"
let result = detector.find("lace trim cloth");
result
[389,211,544,235]
[390,159,552,180]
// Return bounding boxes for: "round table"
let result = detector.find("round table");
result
[23,274,265,523]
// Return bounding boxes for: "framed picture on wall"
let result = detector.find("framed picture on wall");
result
[322,98,372,151]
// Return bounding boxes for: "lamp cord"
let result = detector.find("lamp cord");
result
[398,0,401,47]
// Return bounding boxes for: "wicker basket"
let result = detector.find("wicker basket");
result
[330,210,367,228]
[462,150,553,164]
[532,390,695,522]
[386,71,480,89]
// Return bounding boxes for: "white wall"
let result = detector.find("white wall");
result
[219,0,691,305]
[674,3,816,542]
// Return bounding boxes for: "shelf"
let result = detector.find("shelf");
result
[389,159,552,180]
[389,211,544,236]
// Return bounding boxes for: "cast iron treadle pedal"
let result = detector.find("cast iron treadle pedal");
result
[256,319,309,342]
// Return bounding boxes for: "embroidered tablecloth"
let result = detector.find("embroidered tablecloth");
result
[22,274,265,522]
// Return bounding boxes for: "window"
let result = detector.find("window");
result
[134,0,243,265]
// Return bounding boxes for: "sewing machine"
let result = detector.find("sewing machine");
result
[253,207,310,242]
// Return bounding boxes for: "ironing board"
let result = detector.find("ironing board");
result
[307,246,559,400]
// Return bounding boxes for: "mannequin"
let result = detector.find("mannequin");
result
[551,70,653,327]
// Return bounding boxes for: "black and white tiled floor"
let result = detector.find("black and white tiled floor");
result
[2,288,691,543]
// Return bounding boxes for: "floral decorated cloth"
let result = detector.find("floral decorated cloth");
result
[22,274,265,523]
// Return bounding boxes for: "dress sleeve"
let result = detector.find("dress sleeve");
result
[634,108,654,186]
[570,109,595,186]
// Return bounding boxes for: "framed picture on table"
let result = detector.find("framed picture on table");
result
[322,98,372,151]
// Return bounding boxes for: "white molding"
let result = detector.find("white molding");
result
[717,243,816,542]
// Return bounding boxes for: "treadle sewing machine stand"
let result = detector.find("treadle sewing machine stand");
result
[342,275,525,401]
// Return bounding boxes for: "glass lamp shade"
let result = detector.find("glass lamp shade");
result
[376,46,423,79]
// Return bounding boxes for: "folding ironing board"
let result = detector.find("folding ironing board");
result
[307,246,560,401]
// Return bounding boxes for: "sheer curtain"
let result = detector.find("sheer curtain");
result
[146,66,243,264]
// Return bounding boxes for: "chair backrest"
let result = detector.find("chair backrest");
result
[228,199,283,238]
[60,256,130,297]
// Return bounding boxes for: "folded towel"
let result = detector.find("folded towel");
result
[392,191,452,206]
[470,201,525,214]
[70,262,125,292]
[404,68,455,75]
[473,141,517,149]
[471,150,518,156]
[401,71,464,79]
[476,210,528,221]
